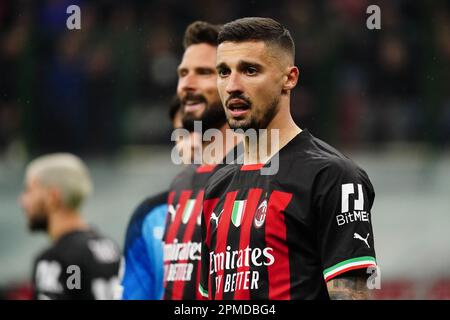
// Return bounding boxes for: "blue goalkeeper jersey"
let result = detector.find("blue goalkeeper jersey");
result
[121,191,168,300]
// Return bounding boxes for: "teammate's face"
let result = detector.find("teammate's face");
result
[177,43,225,131]
[216,41,287,130]
[19,176,49,232]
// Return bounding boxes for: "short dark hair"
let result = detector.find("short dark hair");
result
[218,17,295,59]
[183,21,222,49]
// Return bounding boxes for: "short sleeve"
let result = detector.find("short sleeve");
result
[314,158,377,282]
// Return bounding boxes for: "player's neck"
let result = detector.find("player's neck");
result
[202,123,242,165]
[48,209,88,242]
[244,103,301,165]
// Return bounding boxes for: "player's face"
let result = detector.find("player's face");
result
[216,41,286,130]
[177,43,224,131]
[19,176,49,232]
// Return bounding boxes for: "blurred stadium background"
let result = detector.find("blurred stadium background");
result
[1,0,449,299]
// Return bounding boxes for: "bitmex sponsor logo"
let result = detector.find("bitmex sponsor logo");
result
[337,210,370,226]
[337,183,370,226]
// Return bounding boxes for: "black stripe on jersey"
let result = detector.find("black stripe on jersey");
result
[283,193,329,300]
[249,191,269,300]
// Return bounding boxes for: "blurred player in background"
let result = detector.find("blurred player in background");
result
[19,153,120,300]
[162,21,241,300]
[200,17,378,300]
[121,97,200,300]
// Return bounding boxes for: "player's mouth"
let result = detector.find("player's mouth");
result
[182,94,207,113]
[227,99,251,117]
[184,99,205,113]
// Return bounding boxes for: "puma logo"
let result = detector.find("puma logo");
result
[354,232,370,248]
[168,204,177,222]
[210,209,224,226]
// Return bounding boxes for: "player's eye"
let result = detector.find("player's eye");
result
[178,69,188,77]
[245,66,258,76]
[217,67,230,78]
[197,68,214,75]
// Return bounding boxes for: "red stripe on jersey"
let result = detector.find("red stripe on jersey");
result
[265,191,293,300]
[234,188,263,300]
[196,164,217,173]
[214,191,238,300]
[203,198,220,248]
[167,191,175,206]
[171,190,204,299]
[241,163,264,171]
[164,190,192,244]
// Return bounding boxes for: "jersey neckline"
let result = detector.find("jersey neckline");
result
[238,128,311,171]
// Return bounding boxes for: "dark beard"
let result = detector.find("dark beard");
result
[28,211,49,232]
[182,100,226,133]
[228,95,280,131]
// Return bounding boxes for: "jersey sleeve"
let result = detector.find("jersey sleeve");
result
[314,158,377,282]
[121,201,167,300]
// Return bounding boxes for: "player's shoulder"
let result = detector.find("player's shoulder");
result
[169,164,198,189]
[33,230,106,267]
[56,229,120,265]
[204,163,240,199]
[124,191,168,248]
[127,191,168,233]
[34,243,61,266]
[300,133,374,195]
[289,130,367,176]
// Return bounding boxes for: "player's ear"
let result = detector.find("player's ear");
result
[46,187,63,210]
[282,66,299,92]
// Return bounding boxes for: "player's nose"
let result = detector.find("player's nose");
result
[225,72,244,95]
[178,72,197,93]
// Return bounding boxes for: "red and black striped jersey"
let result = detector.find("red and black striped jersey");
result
[199,130,377,300]
[162,164,220,300]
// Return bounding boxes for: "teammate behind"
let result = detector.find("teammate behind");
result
[162,21,241,300]
[19,153,120,300]
[200,17,378,300]
[121,97,197,300]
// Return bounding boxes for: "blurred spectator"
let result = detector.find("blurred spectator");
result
[39,32,88,154]
[0,0,448,154]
